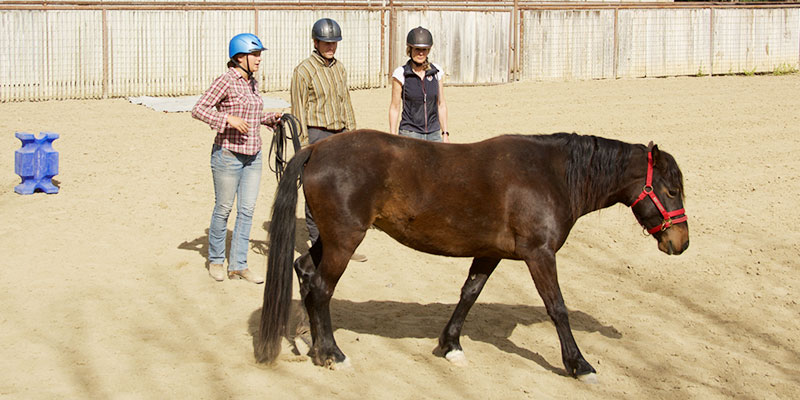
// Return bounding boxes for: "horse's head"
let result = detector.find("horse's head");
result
[629,143,689,255]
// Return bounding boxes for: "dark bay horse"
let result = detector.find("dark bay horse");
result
[257,130,689,380]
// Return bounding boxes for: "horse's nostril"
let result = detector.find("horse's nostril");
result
[682,239,690,252]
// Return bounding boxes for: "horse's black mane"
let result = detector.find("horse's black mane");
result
[547,132,639,217]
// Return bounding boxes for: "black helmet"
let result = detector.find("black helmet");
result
[406,26,433,48]
[312,18,342,42]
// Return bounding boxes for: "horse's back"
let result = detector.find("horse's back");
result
[303,130,561,201]
[302,130,571,258]
[305,130,563,177]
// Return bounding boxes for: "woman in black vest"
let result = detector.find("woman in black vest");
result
[389,26,450,143]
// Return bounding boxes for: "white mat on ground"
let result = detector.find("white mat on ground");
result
[128,95,290,113]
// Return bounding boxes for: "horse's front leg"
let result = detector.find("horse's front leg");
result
[438,257,500,365]
[524,248,597,381]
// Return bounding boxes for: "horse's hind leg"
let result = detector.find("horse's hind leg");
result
[303,235,363,369]
[524,249,596,381]
[291,242,322,355]
[438,257,500,366]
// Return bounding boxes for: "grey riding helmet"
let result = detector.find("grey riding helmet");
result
[406,26,433,48]
[312,18,342,42]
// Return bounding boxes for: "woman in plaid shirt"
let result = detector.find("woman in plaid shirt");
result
[192,33,281,284]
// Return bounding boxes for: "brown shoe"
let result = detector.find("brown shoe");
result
[228,268,264,284]
[208,263,226,281]
[350,252,367,262]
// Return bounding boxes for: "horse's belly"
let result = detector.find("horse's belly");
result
[373,218,515,259]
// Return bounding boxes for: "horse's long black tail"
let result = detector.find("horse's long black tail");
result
[256,145,313,364]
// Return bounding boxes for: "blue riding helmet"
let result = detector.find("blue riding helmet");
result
[229,33,267,59]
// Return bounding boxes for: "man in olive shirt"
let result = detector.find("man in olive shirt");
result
[291,17,366,262]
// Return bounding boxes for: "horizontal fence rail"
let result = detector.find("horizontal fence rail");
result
[1,1,799,101]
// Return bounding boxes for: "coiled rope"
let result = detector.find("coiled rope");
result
[268,113,302,182]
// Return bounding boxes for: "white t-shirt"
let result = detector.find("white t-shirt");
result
[392,63,444,85]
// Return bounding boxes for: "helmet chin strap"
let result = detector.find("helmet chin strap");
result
[232,56,254,80]
[231,56,257,93]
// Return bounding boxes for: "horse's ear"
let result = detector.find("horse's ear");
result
[646,141,655,150]
[651,144,661,165]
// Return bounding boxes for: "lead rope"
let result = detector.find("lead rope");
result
[269,113,302,182]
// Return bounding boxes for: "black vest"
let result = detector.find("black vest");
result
[399,61,441,134]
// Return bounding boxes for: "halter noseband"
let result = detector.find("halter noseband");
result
[631,151,688,234]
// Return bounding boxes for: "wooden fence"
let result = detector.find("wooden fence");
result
[1,1,799,101]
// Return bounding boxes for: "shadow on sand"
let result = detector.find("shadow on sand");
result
[247,298,621,375]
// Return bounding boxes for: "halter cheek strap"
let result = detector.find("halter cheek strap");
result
[631,151,688,234]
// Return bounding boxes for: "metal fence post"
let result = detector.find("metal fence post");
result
[710,7,714,76]
[508,0,518,82]
[102,8,108,99]
[388,1,396,86]
[613,7,619,79]
[381,7,386,86]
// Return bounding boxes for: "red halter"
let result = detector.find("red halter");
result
[631,151,688,234]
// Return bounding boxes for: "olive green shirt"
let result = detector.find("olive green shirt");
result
[290,51,357,143]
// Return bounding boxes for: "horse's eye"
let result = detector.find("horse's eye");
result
[667,189,679,198]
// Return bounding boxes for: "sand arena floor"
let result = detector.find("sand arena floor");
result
[1,74,798,399]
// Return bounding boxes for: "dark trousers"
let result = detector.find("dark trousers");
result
[304,126,343,244]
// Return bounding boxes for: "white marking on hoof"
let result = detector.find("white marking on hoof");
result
[293,335,311,356]
[329,356,352,371]
[445,350,468,366]
[577,373,598,384]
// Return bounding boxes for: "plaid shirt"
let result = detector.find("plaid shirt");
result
[192,68,280,155]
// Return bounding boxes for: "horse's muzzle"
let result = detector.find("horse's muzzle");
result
[657,224,689,255]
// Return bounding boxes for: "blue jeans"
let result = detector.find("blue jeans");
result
[399,129,443,142]
[209,144,262,271]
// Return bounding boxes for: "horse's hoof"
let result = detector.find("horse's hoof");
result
[292,334,311,356]
[577,372,598,384]
[445,350,468,367]
[326,356,352,371]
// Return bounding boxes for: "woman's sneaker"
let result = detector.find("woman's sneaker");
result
[228,268,264,284]
[208,263,226,281]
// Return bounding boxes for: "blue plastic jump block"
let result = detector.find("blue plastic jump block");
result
[14,131,60,195]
